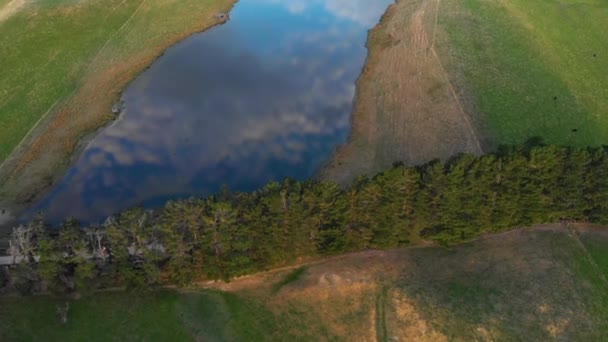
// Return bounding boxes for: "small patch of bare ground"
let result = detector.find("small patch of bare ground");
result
[0,0,25,24]
[386,290,447,341]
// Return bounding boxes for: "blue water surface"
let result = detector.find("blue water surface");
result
[29,0,393,223]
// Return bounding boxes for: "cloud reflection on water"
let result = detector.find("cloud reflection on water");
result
[30,0,393,223]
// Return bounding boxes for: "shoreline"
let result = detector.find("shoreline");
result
[318,0,484,185]
[1,0,484,231]
[0,0,239,230]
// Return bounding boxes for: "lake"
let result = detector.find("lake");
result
[27,0,393,223]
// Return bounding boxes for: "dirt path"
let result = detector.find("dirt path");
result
[320,0,483,184]
[0,0,25,24]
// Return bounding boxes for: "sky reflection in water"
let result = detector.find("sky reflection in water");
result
[29,0,393,223]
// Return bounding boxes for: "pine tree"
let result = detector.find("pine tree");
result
[340,176,374,251]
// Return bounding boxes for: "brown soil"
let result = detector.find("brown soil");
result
[320,0,483,185]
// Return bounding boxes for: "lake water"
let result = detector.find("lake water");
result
[28,0,393,223]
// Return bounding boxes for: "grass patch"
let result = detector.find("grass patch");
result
[0,289,331,341]
[574,229,608,335]
[178,291,288,341]
[0,0,142,160]
[438,0,608,147]
[579,230,608,277]
[0,291,193,341]
[271,266,307,293]
[394,228,608,340]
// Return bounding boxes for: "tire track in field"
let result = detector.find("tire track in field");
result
[567,224,608,289]
[421,0,482,154]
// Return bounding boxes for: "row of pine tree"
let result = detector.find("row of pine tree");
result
[4,144,608,294]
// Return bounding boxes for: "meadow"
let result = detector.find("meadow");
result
[0,0,140,161]
[321,0,608,185]
[0,286,334,340]
[438,0,608,148]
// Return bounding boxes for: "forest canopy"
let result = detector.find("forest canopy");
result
[4,143,608,294]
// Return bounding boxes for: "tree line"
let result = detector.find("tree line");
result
[2,143,607,295]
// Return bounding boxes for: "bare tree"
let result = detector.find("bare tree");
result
[8,225,36,263]
[94,229,108,262]
[84,227,108,262]
[7,241,19,265]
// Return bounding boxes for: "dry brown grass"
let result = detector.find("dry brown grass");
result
[0,0,25,24]
[387,290,447,341]
[201,224,608,340]
[320,0,483,185]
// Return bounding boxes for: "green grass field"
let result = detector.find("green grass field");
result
[1,225,606,341]
[0,0,141,161]
[0,0,235,162]
[397,227,608,340]
[0,290,335,341]
[439,0,608,148]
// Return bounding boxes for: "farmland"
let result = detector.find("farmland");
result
[1,0,608,339]
[1,224,607,340]
[321,0,608,184]
[439,0,608,148]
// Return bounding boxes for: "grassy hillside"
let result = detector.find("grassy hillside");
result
[320,0,608,185]
[1,224,606,341]
[0,0,140,160]
[0,0,234,160]
[0,0,235,208]
[439,0,608,148]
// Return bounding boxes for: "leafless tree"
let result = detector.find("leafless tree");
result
[127,210,156,255]
[8,225,36,263]
[84,227,108,262]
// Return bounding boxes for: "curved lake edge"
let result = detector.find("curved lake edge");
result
[0,0,240,230]
[317,0,485,185]
[314,0,397,183]
[1,0,398,231]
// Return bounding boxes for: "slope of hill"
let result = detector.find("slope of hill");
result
[0,0,236,216]
[439,0,608,148]
[2,224,606,340]
[321,0,608,184]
